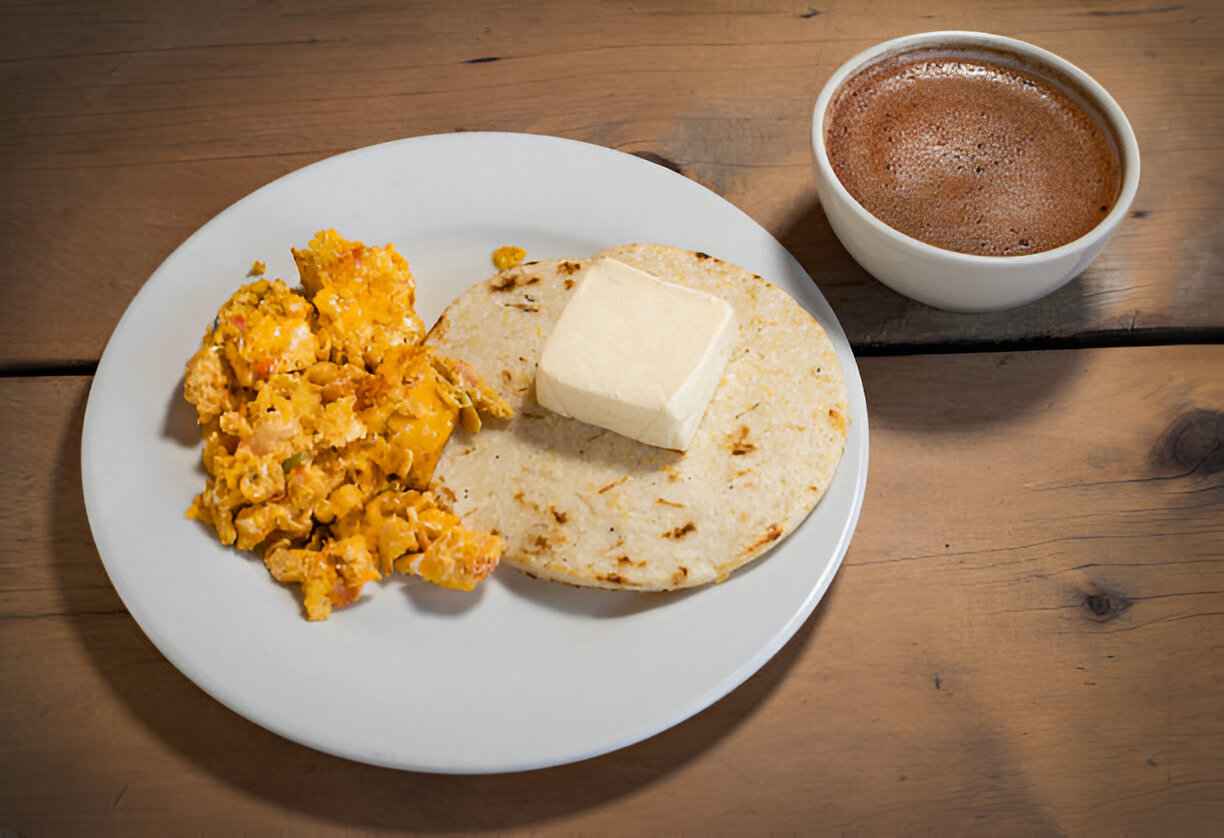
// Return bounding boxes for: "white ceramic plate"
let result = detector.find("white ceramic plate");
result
[82,133,868,774]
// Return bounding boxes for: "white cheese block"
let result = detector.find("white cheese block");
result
[535,257,737,451]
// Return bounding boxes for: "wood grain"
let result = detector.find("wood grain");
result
[3,345,1222,835]
[2,0,1223,368]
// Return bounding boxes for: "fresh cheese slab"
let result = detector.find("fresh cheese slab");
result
[535,257,736,450]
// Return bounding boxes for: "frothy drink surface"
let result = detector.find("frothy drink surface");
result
[826,49,1122,256]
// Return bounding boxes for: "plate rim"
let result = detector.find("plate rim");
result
[81,131,869,774]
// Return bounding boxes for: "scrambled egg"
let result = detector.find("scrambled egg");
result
[491,245,527,271]
[184,230,512,620]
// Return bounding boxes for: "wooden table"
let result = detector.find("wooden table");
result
[3,1,1222,834]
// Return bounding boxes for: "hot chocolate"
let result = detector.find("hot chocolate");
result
[825,48,1122,257]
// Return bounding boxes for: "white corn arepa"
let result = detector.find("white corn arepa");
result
[427,244,848,590]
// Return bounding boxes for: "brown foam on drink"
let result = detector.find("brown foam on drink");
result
[825,47,1123,257]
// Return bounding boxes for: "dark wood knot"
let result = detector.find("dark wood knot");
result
[1083,591,1131,622]
[1152,409,1224,477]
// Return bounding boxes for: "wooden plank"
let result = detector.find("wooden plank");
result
[2,344,1222,834]
[1,0,1222,367]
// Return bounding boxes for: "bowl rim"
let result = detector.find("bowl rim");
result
[810,30,1141,266]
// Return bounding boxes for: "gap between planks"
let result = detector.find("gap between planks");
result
[4,329,1224,378]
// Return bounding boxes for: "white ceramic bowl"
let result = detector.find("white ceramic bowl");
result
[811,31,1141,312]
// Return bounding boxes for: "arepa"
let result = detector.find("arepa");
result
[427,244,848,590]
